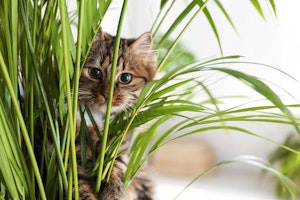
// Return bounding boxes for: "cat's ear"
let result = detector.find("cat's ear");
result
[130,32,153,52]
[96,27,107,40]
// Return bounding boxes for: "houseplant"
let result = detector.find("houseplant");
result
[0,0,299,199]
[269,133,300,199]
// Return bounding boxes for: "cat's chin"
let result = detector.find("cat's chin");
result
[85,103,124,115]
[86,103,107,114]
[76,103,124,128]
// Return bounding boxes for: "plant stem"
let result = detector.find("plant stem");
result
[73,0,85,139]
[19,0,69,190]
[95,0,129,193]
[67,0,84,197]
[157,0,210,71]
[152,0,176,39]
[58,0,78,199]
[0,52,47,200]
[9,0,17,95]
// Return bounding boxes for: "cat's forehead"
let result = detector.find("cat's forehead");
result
[86,38,138,69]
[86,46,124,70]
[84,31,156,81]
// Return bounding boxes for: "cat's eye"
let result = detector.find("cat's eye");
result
[89,68,102,80]
[119,73,132,84]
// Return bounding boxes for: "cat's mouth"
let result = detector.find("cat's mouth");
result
[77,93,131,119]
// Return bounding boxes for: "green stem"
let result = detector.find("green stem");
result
[72,0,84,140]
[11,0,18,96]
[19,0,68,191]
[66,1,85,197]
[95,0,129,193]
[105,110,138,185]
[0,52,47,200]
[58,0,78,199]
[32,0,38,46]
[3,1,14,118]
[67,170,73,200]
[152,0,176,39]
[156,0,197,48]
[29,68,35,193]
[29,0,37,189]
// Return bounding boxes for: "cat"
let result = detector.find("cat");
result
[76,28,157,200]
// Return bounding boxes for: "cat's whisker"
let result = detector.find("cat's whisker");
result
[61,89,74,99]
[83,98,94,105]
[86,98,97,107]
[78,91,93,96]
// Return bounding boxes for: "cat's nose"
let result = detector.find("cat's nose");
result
[101,91,108,100]
[96,91,107,104]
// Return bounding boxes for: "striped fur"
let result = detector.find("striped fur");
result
[76,28,156,200]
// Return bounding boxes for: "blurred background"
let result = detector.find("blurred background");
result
[71,1,300,199]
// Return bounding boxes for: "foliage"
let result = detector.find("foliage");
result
[269,134,300,199]
[0,0,299,199]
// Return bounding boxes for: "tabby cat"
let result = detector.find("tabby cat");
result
[76,28,157,200]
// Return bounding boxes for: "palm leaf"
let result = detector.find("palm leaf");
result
[210,67,299,132]
[269,0,277,15]
[198,0,223,54]
[250,0,265,20]
[214,0,238,32]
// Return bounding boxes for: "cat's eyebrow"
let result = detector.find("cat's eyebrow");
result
[83,63,101,69]
[85,57,100,67]
[84,66,100,69]
[133,75,148,83]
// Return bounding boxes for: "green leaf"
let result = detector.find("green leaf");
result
[160,0,169,9]
[0,119,19,199]
[95,0,130,193]
[0,49,46,200]
[45,154,59,199]
[58,0,78,197]
[214,0,237,32]
[174,155,299,199]
[99,0,113,20]
[197,0,223,54]
[156,0,198,47]
[125,116,170,189]
[250,0,265,20]
[269,0,277,16]
[210,67,299,132]
[147,79,194,102]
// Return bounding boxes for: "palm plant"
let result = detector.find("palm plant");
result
[269,134,300,199]
[0,0,299,199]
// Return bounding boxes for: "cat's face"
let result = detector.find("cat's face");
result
[78,29,156,116]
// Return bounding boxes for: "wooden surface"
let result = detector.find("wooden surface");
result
[151,140,216,177]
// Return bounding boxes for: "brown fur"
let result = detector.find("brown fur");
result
[76,28,157,200]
